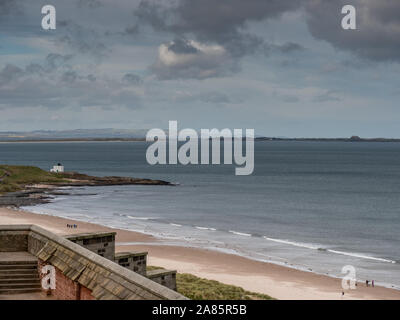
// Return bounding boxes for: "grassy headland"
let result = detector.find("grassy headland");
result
[147,266,273,300]
[0,165,172,207]
[0,165,66,194]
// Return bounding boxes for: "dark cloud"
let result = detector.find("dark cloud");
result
[135,0,309,80]
[56,20,108,58]
[156,0,302,40]
[305,0,400,62]
[61,71,78,83]
[264,42,305,56]
[0,64,23,84]
[276,42,305,54]
[136,0,400,64]
[135,0,305,57]
[46,53,74,69]
[134,0,169,31]
[0,55,142,110]
[122,73,142,85]
[124,24,139,36]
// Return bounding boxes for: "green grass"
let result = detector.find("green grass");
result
[0,165,66,194]
[147,266,274,300]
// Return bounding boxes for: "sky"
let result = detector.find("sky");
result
[1,0,400,138]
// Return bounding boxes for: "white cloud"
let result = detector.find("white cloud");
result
[151,39,237,80]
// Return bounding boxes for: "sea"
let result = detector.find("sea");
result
[1,141,399,289]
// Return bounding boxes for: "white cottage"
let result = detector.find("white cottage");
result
[50,163,64,173]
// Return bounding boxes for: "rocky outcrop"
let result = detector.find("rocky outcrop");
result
[0,171,173,207]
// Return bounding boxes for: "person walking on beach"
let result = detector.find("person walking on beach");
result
[366,280,369,287]
[372,280,374,287]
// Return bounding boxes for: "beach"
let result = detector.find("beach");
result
[1,206,399,300]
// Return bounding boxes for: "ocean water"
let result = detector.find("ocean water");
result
[1,141,400,288]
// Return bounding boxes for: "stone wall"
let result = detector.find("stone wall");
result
[0,230,29,251]
[115,252,147,276]
[147,269,177,291]
[65,232,115,261]
[28,230,47,256]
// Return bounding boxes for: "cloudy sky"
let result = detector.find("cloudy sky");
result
[1,0,400,137]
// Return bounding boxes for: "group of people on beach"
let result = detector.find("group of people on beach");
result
[66,224,78,229]
[341,279,375,298]
[366,280,375,287]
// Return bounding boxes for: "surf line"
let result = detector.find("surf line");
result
[229,230,252,237]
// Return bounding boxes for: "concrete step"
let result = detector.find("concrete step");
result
[0,278,40,284]
[0,260,38,265]
[0,273,39,280]
[0,264,37,270]
[0,282,41,289]
[0,288,41,295]
[0,269,38,275]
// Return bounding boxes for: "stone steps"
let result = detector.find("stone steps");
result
[0,260,38,265]
[0,257,41,294]
[0,273,39,279]
[0,269,37,275]
[0,288,42,295]
[0,282,41,289]
[0,278,40,284]
[0,264,37,270]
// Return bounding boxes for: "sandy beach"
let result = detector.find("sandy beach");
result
[1,206,399,300]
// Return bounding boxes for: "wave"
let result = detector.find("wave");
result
[263,236,320,250]
[262,236,396,264]
[170,223,182,227]
[327,249,396,264]
[229,230,252,237]
[126,215,158,221]
[195,226,216,231]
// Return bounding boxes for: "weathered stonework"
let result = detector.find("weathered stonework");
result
[147,269,177,291]
[0,225,187,300]
[65,232,116,261]
[115,251,147,276]
[0,230,29,251]
[64,232,177,291]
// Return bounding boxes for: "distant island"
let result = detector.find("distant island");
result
[0,165,172,207]
[255,136,400,142]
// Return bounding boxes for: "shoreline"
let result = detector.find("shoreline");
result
[1,207,399,300]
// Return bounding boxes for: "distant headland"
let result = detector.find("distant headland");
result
[0,165,172,207]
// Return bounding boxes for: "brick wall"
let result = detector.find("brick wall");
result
[38,259,95,300]
[80,286,95,300]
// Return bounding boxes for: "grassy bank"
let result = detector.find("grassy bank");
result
[0,165,66,194]
[147,266,274,300]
